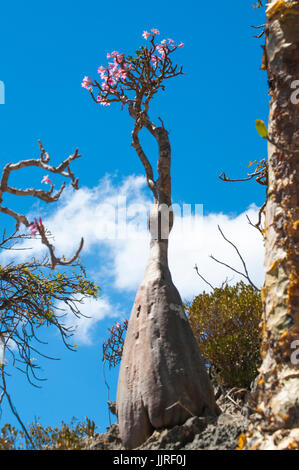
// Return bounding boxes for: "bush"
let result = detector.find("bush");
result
[187,281,262,389]
[0,417,97,450]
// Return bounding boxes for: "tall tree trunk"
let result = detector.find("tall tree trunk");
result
[116,120,219,449]
[247,0,299,449]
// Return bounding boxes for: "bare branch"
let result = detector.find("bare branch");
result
[219,159,268,186]
[0,141,83,267]
[246,200,266,235]
[0,365,36,448]
[210,225,259,291]
[194,264,215,291]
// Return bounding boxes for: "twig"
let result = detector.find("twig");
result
[166,400,195,417]
[246,200,266,235]
[210,226,259,291]
[0,366,36,449]
[36,218,84,270]
[194,264,215,291]
[102,361,111,426]
[219,159,267,186]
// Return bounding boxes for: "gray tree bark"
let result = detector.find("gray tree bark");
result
[246,0,299,449]
[116,119,220,449]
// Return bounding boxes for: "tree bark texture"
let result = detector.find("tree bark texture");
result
[247,0,299,449]
[116,123,219,449]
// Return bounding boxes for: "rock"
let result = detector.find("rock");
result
[86,424,125,450]
[85,388,250,450]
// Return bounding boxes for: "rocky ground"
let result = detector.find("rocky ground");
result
[84,385,262,450]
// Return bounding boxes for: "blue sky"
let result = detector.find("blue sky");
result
[0,1,267,435]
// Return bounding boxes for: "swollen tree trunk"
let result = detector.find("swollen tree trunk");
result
[116,121,219,449]
[247,0,299,449]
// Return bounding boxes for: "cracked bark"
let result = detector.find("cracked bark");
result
[116,120,219,449]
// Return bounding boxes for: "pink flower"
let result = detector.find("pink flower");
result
[41,175,52,185]
[142,31,151,40]
[114,53,125,63]
[156,43,167,57]
[178,42,184,48]
[107,51,119,58]
[81,76,92,90]
[151,54,160,66]
[28,218,39,237]
[98,65,106,75]
[151,28,160,35]
[97,95,110,106]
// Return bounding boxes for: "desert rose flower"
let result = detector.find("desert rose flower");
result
[41,175,52,185]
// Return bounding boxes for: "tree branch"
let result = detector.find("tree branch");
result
[0,141,83,268]
[210,225,259,291]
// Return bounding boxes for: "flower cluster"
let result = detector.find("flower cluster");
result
[81,76,92,91]
[95,52,132,105]
[142,28,160,39]
[81,28,184,107]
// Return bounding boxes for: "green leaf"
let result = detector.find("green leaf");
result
[255,119,268,139]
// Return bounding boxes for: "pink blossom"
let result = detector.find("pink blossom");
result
[151,54,160,66]
[151,28,160,35]
[81,76,92,89]
[98,65,106,74]
[142,31,151,40]
[28,218,39,237]
[178,42,184,48]
[107,77,116,86]
[156,44,167,57]
[97,95,110,106]
[107,51,119,58]
[114,53,125,63]
[41,175,52,185]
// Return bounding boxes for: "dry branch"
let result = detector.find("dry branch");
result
[0,141,83,269]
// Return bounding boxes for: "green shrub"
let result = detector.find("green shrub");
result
[0,417,97,450]
[187,281,262,389]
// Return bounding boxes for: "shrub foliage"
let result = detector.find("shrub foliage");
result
[187,281,262,389]
[0,417,97,450]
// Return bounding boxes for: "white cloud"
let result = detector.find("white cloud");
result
[56,295,120,345]
[169,205,265,300]
[0,175,265,342]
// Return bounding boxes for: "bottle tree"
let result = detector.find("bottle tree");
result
[82,29,219,449]
[246,1,299,449]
